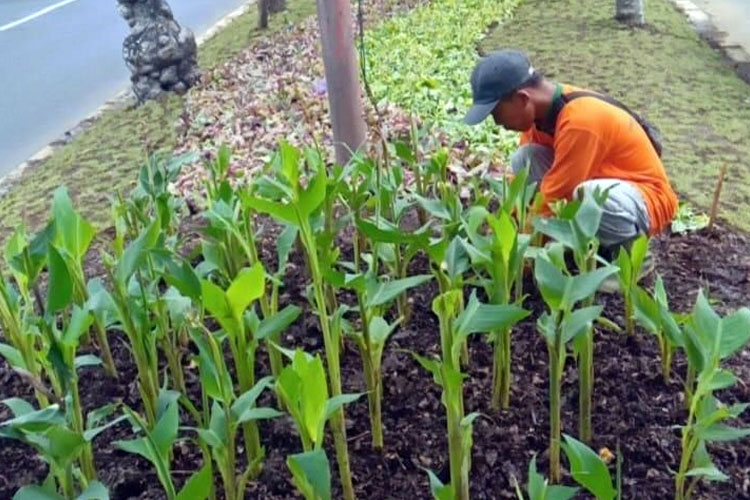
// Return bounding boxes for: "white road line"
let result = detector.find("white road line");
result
[0,0,81,32]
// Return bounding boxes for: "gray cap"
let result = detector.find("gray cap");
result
[464,50,535,125]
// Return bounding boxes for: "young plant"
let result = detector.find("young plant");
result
[674,291,750,500]
[416,291,529,500]
[533,192,606,443]
[98,219,163,427]
[0,227,50,406]
[274,348,362,452]
[341,269,431,448]
[200,261,268,472]
[513,434,616,500]
[534,247,618,482]
[191,324,282,500]
[616,234,649,336]
[49,187,118,378]
[287,448,332,500]
[632,275,682,382]
[1,399,122,499]
[462,207,528,410]
[243,143,357,500]
[115,393,212,500]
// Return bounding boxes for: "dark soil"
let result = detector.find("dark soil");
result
[2,224,750,499]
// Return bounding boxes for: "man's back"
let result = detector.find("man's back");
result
[520,84,678,234]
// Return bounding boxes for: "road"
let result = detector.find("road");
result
[0,0,250,178]
[691,0,750,52]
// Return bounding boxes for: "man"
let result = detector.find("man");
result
[464,49,678,254]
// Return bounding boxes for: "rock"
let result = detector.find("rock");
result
[117,0,201,103]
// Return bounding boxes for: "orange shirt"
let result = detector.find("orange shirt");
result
[520,85,678,234]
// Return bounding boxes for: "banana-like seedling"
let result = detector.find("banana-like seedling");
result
[462,207,528,410]
[416,291,529,500]
[1,398,122,500]
[534,247,618,482]
[115,392,212,500]
[243,142,356,500]
[533,191,607,443]
[514,434,616,500]
[632,275,682,382]
[616,234,650,336]
[274,348,362,453]
[340,267,431,449]
[674,291,750,500]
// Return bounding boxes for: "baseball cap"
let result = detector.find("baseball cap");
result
[464,50,536,125]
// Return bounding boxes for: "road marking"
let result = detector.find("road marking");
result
[0,0,81,32]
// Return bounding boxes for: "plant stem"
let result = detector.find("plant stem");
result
[548,332,563,483]
[300,221,356,500]
[71,376,96,481]
[578,328,593,443]
[491,327,512,410]
[625,291,634,336]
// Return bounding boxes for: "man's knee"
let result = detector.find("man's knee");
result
[510,144,554,182]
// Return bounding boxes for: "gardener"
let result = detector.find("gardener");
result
[464,49,678,255]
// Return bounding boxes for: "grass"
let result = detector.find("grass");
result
[481,0,750,230]
[0,0,316,239]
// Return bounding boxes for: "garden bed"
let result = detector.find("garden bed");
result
[1,220,749,499]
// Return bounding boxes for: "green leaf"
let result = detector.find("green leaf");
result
[369,316,400,346]
[456,293,530,336]
[1,398,35,418]
[561,434,616,500]
[1,404,65,432]
[236,407,284,424]
[415,195,452,220]
[47,245,73,313]
[164,258,202,301]
[13,485,65,500]
[701,424,750,443]
[686,440,728,481]
[116,219,161,283]
[76,481,109,500]
[365,274,432,308]
[62,306,94,347]
[569,266,618,305]
[534,256,567,310]
[561,306,603,344]
[257,305,301,341]
[425,469,454,500]
[632,287,660,334]
[574,193,604,239]
[52,187,95,259]
[242,196,298,225]
[276,224,299,271]
[324,393,363,420]
[279,142,301,190]
[231,376,275,421]
[299,164,328,217]
[287,448,331,500]
[176,464,211,500]
[46,425,86,466]
[719,308,750,359]
[152,398,179,459]
[75,355,102,370]
[533,218,578,252]
[0,344,26,370]
[227,263,265,317]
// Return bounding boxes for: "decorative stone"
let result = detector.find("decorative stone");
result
[118,0,200,103]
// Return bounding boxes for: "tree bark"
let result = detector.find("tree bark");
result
[615,0,645,25]
[259,0,270,29]
[315,0,367,164]
[270,0,286,14]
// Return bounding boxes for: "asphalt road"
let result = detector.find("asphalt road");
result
[0,0,250,178]
[692,0,750,52]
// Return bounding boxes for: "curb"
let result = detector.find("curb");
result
[0,0,258,194]
[669,0,750,84]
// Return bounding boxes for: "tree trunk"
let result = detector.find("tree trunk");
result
[315,0,367,164]
[270,0,286,14]
[615,0,645,25]
[259,0,270,29]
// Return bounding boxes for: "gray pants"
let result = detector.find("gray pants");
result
[510,144,650,248]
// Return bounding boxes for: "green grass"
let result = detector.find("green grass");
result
[481,0,750,230]
[0,0,316,239]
